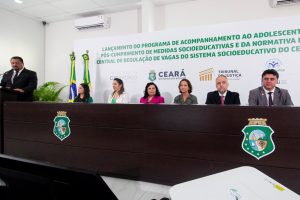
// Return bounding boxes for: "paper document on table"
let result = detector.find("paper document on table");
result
[169,166,300,200]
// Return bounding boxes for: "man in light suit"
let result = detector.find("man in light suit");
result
[205,75,240,105]
[248,69,293,106]
[0,56,37,101]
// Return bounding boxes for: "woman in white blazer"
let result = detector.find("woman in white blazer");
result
[108,78,129,104]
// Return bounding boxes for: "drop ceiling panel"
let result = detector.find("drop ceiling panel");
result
[20,4,65,18]
[0,0,191,22]
[0,0,45,11]
[50,0,100,13]
[91,0,140,7]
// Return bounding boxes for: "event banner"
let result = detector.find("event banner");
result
[74,15,300,105]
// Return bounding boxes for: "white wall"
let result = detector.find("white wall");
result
[43,0,300,101]
[1,1,299,100]
[0,9,45,85]
[45,9,139,87]
[1,0,300,88]
[157,0,300,29]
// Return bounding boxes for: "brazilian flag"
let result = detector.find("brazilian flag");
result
[82,50,91,89]
[68,52,77,102]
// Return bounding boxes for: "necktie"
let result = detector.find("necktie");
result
[12,70,19,84]
[268,92,273,106]
[220,95,225,105]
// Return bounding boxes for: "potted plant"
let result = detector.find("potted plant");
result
[33,82,67,102]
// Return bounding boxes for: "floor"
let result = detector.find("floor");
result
[102,176,171,200]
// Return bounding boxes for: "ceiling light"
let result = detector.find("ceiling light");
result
[14,0,23,4]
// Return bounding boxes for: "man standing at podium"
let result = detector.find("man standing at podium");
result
[0,56,37,101]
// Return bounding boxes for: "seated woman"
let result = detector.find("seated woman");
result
[74,83,93,103]
[140,82,165,104]
[174,79,198,105]
[107,78,129,104]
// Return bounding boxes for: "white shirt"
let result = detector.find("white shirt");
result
[11,67,24,84]
[107,92,129,104]
[263,87,275,106]
[218,90,227,98]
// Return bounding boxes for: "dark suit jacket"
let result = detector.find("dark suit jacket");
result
[205,90,240,105]
[0,68,37,101]
[248,86,293,106]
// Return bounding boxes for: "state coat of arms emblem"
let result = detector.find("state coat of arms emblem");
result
[241,118,275,160]
[53,111,71,141]
[148,70,156,81]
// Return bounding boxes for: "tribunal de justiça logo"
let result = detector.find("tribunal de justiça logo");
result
[53,111,71,141]
[241,118,275,160]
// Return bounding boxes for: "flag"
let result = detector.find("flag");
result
[68,52,77,102]
[82,50,91,89]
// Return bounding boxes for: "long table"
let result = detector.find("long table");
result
[3,102,300,193]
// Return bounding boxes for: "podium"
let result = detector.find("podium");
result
[0,88,19,153]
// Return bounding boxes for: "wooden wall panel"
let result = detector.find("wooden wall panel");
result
[3,102,300,194]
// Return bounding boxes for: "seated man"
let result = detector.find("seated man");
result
[248,69,293,106]
[0,56,37,101]
[205,75,240,105]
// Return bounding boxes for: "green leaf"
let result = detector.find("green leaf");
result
[33,82,67,102]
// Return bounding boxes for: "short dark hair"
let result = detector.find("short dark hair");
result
[10,56,24,64]
[143,82,161,98]
[113,78,124,95]
[262,69,279,79]
[178,78,192,93]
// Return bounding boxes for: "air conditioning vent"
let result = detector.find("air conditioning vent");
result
[75,15,110,30]
[270,0,300,7]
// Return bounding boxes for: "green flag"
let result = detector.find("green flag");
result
[82,50,91,89]
[68,52,77,102]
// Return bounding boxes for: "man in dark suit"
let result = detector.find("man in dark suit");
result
[205,75,240,105]
[248,69,293,106]
[0,56,37,101]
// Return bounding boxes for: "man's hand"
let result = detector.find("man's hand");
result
[13,88,24,93]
